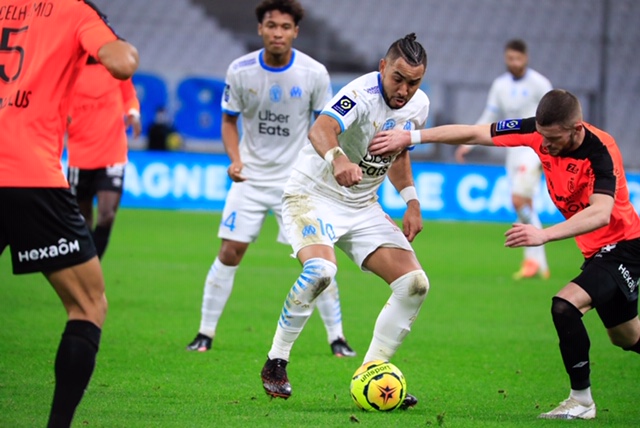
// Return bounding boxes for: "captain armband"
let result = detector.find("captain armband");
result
[400,186,419,204]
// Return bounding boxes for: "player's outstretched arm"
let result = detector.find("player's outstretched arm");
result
[369,124,494,156]
[98,40,139,80]
[504,193,614,248]
[387,150,422,242]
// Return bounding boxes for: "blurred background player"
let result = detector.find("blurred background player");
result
[261,34,430,409]
[186,0,355,358]
[370,89,640,421]
[455,39,552,280]
[147,106,182,151]
[67,58,141,260]
[0,1,138,427]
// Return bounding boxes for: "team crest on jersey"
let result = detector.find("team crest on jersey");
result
[270,84,283,103]
[331,95,356,116]
[381,119,396,131]
[290,86,303,98]
[495,119,521,132]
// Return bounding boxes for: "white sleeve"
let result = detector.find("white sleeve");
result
[417,98,430,129]
[475,80,502,125]
[319,86,362,133]
[221,66,242,115]
[538,75,553,101]
[311,68,332,113]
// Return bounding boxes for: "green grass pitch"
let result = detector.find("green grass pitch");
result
[1,209,638,427]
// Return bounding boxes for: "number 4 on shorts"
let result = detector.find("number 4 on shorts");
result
[222,211,237,231]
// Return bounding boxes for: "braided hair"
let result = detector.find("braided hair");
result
[384,33,427,68]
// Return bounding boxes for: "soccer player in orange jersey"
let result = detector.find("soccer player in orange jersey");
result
[0,1,138,427]
[370,89,640,420]
[67,60,141,259]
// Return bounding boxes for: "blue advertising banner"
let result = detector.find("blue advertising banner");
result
[102,151,640,224]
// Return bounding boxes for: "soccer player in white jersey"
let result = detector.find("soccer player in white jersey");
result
[455,39,552,280]
[261,33,430,409]
[186,0,356,358]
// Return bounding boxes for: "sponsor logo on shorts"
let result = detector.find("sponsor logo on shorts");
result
[618,263,638,293]
[17,238,81,263]
[302,225,317,238]
[495,119,521,132]
[595,243,617,258]
[331,95,356,116]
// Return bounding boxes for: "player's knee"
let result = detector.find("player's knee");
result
[218,242,247,266]
[301,258,337,296]
[551,296,582,325]
[96,208,117,227]
[609,328,640,350]
[391,270,430,304]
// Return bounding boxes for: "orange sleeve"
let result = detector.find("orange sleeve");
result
[76,2,118,59]
[120,78,140,113]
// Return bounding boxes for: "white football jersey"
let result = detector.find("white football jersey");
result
[476,68,552,164]
[289,71,430,207]
[221,49,332,185]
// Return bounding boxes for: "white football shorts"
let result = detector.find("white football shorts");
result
[218,181,288,244]
[505,146,542,199]
[282,178,414,270]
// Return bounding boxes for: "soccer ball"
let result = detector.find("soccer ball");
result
[350,360,407,411]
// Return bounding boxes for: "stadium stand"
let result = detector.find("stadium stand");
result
[97,0,246,76]
[96,0,640,168]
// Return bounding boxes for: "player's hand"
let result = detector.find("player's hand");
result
[332,157,362,187]
[402,200,423,242]
[369,130,412,156]
[454,146,471,163]
[126,113,142,139]
[504,223,547,247]
[227,161,247,182]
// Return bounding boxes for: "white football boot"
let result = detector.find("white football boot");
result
[539,397,596,420]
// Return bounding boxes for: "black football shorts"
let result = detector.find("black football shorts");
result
[572,238,640,328]
[0,188,96,274]
[67,164,125,201]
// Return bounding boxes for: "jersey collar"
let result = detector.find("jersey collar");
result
[259,49,296,72]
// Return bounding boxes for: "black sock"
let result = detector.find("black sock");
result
[551,297,591,390]
[48,320,101,428]
[92,225,111,259]
[624,337,640,353]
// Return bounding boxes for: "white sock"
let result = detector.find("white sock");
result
[315,278,344,344]
[570,387,593,405]
[198,257,238,338]
[268,258,337,361]
[363,270,429,363]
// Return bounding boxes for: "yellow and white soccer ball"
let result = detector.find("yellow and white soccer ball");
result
[350,360,407,411]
